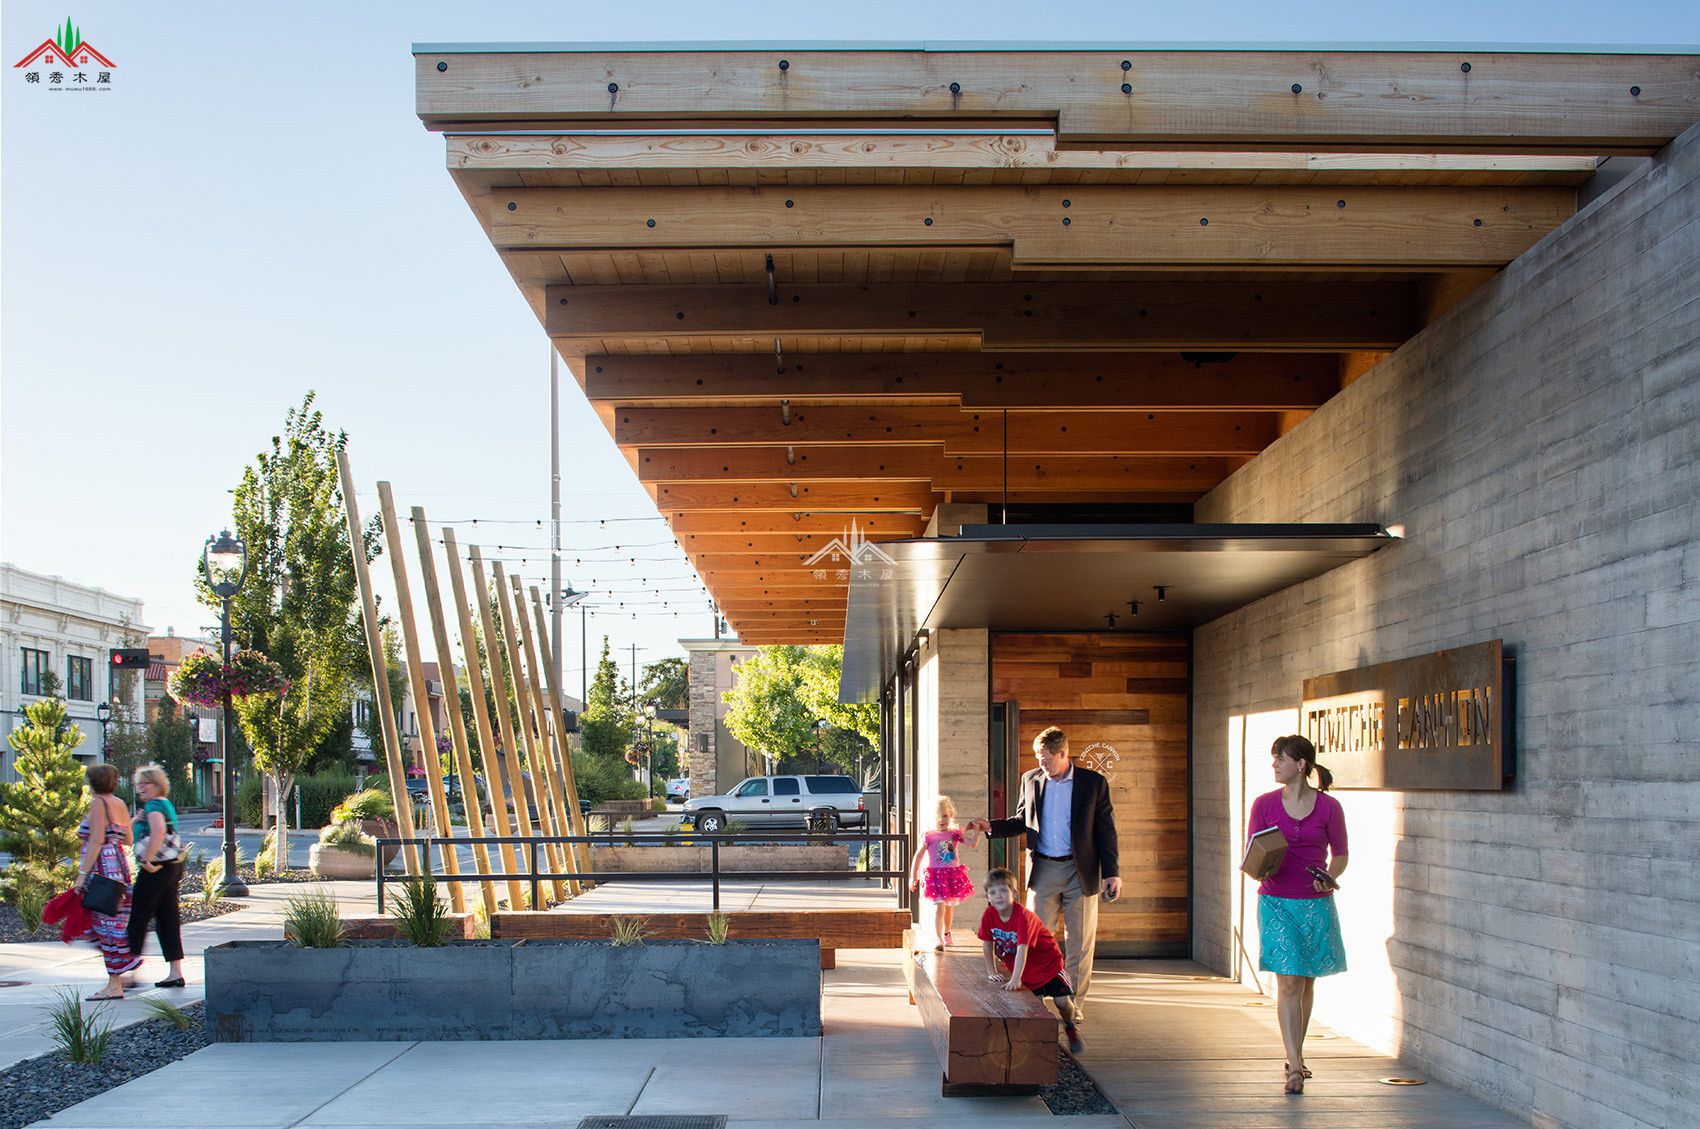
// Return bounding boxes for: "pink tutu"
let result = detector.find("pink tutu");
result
[923,864,975,905]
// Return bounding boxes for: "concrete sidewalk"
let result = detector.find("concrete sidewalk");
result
[0,880,377,1072]
[23,947,1531,1129]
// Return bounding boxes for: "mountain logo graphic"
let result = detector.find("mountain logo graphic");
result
[14,18,115,70]
[801,519,898,567]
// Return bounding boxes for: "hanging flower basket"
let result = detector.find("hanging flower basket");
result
[224,649,290,699]
[169,649,290,708]
[170,651,226,708]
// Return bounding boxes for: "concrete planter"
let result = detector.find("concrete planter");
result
[588,842,848,874]
[204,938,818,1041]
[307,843,374,880]
[205,940,516,1042]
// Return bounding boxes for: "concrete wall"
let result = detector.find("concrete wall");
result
[914,628,993,940]
[1191,125,1700,1129]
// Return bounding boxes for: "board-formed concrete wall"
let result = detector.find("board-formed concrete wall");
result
[1191,123,1700,1129]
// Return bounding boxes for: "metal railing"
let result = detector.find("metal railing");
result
[375,826,909,914]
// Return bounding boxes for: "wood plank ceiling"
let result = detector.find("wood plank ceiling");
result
[417,46,1700,645]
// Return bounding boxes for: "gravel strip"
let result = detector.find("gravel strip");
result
[1040,1049,1120,1116]
[0,1003,208,1129]
[0,899,243,944]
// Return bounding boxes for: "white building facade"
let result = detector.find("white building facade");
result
[1,563,148,782]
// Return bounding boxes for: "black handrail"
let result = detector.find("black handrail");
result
[375,828,908,914]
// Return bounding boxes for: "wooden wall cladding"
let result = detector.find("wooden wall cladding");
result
[991,633,1189,956]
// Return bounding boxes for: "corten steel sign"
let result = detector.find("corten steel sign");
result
[1300,641,1511,790]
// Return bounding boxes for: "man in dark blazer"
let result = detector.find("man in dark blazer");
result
[975,726,1120,1016]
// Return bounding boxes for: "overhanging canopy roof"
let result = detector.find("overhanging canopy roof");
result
[839,523,1392,701]
[417,44,1698,647]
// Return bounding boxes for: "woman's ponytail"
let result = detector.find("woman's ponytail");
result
[1314,762,1334,793]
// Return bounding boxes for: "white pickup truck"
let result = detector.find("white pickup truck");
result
[682,774,869,832]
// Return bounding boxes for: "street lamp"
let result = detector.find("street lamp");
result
[203,529,249,898]
[557,584,590,705]
[96,701,112,758]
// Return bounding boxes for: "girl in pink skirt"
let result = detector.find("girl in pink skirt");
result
[909,796,979,949]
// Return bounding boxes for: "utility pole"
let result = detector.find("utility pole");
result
[549,345,564,701]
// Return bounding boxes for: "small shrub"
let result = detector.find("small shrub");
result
[471,902,492,940]
[704,911,732,945]
[649,797,668,813]
[391,874,454,947]
[725,818,750,834]
[254,831,279,879]
[617,817,637,844]
[45,991,112,1064]
[318,819,376,856]
[610,915,650,946]
[330,788,394,824]
[9,861,59,932]
[283,889,346,948]
[140,997,194,1031]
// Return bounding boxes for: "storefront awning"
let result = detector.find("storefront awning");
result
[840,523,1392,702]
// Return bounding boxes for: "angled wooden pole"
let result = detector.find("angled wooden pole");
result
[444,530,526,910]
[411,508,499,916]
[491,561,572,900]
[508,573,578,878]
[527,584,590,846]
[377,482,466,912]
[333,452,418,873]
[468,547,542,899]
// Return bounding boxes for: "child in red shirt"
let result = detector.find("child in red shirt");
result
[977,866,1084,1054]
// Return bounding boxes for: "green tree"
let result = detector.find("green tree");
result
[0,697,87,894]
[198,392,378,870]
[146,697,199,804]
[721,646,816,767]
[638,657,688,711]
[578,636,633,763]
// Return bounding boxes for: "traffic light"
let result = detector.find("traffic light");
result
[109,647,151,670]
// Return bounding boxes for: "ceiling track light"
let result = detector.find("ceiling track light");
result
[1128,600,1141,615]
[1155,585,1169,602]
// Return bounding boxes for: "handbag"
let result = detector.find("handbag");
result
[80,872,123,916]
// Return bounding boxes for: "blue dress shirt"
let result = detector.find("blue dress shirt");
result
[1036,767,1075,857]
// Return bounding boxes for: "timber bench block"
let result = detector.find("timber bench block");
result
[492,908,909,969]
[904,929,1060,1093]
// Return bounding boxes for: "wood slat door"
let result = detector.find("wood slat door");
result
[991,632,1189,957]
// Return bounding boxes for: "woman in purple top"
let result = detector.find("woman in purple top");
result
[1248,734,1348,1095]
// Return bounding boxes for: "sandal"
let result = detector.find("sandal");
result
[86,992,123,1001]
[1284,1062,1313,1078]
[1284,1068,1306,1095]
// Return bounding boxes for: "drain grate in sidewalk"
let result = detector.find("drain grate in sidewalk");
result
[576,1118,727,1129]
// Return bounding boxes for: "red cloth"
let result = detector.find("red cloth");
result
[977,902,1065,990]
[42,888,93,943]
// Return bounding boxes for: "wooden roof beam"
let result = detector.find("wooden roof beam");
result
[666,512,926,536]
[618,405,1279,455]
[447,133,1603,182]
[588,352,1341,409]
[494,184,1574,269]
[653,481,937,511]
[416,49,1700,155]
[552,281,1415,351]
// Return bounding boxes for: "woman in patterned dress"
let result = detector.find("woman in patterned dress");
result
[1248,735,1349,1095]
[73,763,142,999]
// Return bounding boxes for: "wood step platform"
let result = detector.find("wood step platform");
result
[492,908,909,969]
[903,929,1061,1094]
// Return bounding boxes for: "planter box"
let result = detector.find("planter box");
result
[205,940,516,1043]
[588,842,848,874]
[204,938,818,1041]
[512,940,819,1038]
[308,843,375,879]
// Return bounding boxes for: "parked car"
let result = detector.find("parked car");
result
[682,774,868,832]
[665,778,690,803]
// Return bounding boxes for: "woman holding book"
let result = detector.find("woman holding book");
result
[1248,734,1348,1095]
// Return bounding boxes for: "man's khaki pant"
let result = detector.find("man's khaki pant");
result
[1027,855,1099,1008]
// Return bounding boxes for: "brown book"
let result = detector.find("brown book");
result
[1240,825,1288,880]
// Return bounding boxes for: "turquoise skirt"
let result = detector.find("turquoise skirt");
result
[1258,893,1347,978]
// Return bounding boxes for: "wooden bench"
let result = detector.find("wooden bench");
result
[904,930,1060,1094]
[492,908,909,969]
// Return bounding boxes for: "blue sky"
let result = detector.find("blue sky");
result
[4,1,1698,683]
